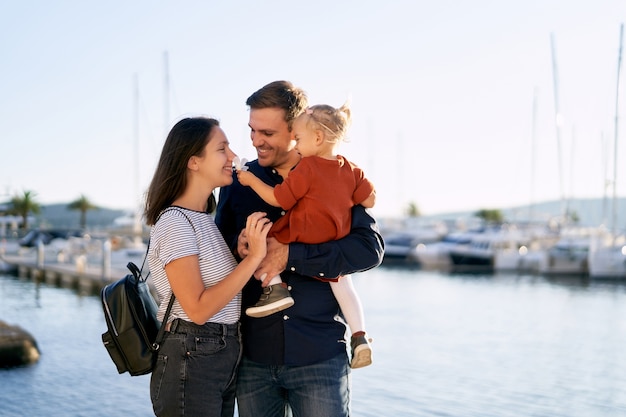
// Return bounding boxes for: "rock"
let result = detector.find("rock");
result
[0,320,40,368]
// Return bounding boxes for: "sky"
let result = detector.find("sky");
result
[2,0,626,220]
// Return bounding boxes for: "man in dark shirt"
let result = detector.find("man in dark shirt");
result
[215,80,384,417]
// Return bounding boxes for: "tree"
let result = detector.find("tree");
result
[10,190,41,230]
[474,208,504,224]
[405,201,421,217]
[67,194,98,229]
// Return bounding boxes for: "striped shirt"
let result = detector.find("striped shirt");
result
[148,207,241,325]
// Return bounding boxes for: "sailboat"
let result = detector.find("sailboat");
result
[588,227,626,278]
[535,34,593,276]
[127,73,148,254]
[588,23,626,279]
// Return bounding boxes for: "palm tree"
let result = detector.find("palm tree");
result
[10,190,41,230]
[474,208,504,224]
[67,194,98,229]
[405,201,421,218]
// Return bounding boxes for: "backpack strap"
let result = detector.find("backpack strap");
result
[142,207,197,350]
[141,207,196,274]
[152,290,175,350]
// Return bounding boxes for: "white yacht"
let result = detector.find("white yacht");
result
[588,229,626,279]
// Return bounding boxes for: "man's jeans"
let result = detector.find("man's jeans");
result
[236,353,351,417]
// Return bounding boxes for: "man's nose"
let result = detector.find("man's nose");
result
[251,133,263,148]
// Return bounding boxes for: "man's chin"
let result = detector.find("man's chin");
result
[256,152,272,166]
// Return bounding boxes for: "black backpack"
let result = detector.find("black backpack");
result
[100,208,193,376]
[101,261,175,376]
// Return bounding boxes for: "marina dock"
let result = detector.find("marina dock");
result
[1,254,125,296]
[0,239,147,296]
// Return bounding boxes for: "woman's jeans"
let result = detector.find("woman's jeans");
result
[236,353,351,417]
[150,319,242,417]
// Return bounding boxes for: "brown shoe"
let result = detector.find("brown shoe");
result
[245,283,295,318]
[350,332,373,369]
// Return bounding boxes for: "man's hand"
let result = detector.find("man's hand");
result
[255,237,288,286]
[237,229,249,259]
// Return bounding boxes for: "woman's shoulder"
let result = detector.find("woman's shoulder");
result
[155,207,202,231]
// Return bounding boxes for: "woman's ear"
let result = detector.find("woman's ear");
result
[187,155,198,171]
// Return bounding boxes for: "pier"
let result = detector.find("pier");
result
[1,239,147,296]
[2,254,124,296]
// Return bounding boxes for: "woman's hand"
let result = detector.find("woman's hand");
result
[243,212,272,263]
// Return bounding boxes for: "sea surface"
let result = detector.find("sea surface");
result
[1,266,626,417]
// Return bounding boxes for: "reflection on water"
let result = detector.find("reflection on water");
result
[352,268,626,417]
[0,274,153,416]
[1,268,626,416]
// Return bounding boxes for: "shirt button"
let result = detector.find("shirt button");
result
[283,315,289,320]
[290,267,296,272]
[319,272,325,277]
[281,210,286,216]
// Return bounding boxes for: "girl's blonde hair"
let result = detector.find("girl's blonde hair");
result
[303,101,351,144]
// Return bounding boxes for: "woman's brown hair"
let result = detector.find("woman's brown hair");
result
[144,117,220,225]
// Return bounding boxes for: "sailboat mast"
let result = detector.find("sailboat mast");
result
[550,33,567,222]
[530,87,538,222]
[601,131,609,226]
[611,23,623,236]
[163,51,170,139]
[133,73,142,244]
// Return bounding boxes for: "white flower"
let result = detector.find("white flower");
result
[233,156,249,171]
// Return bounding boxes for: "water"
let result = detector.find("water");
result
[1,267,626,417]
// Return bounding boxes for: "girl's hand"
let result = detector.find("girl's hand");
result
[237,170,254,186]
[244,212,272,262]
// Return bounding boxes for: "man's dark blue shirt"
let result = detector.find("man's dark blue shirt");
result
[215,160,384,366]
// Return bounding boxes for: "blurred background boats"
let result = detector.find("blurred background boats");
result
[380,215,625,279]
[1,196,625,282]
[588,228,626,278]
[585,24,626,280]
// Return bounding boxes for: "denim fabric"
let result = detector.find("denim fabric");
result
[150,319,242,417]
[236,353,351,417]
